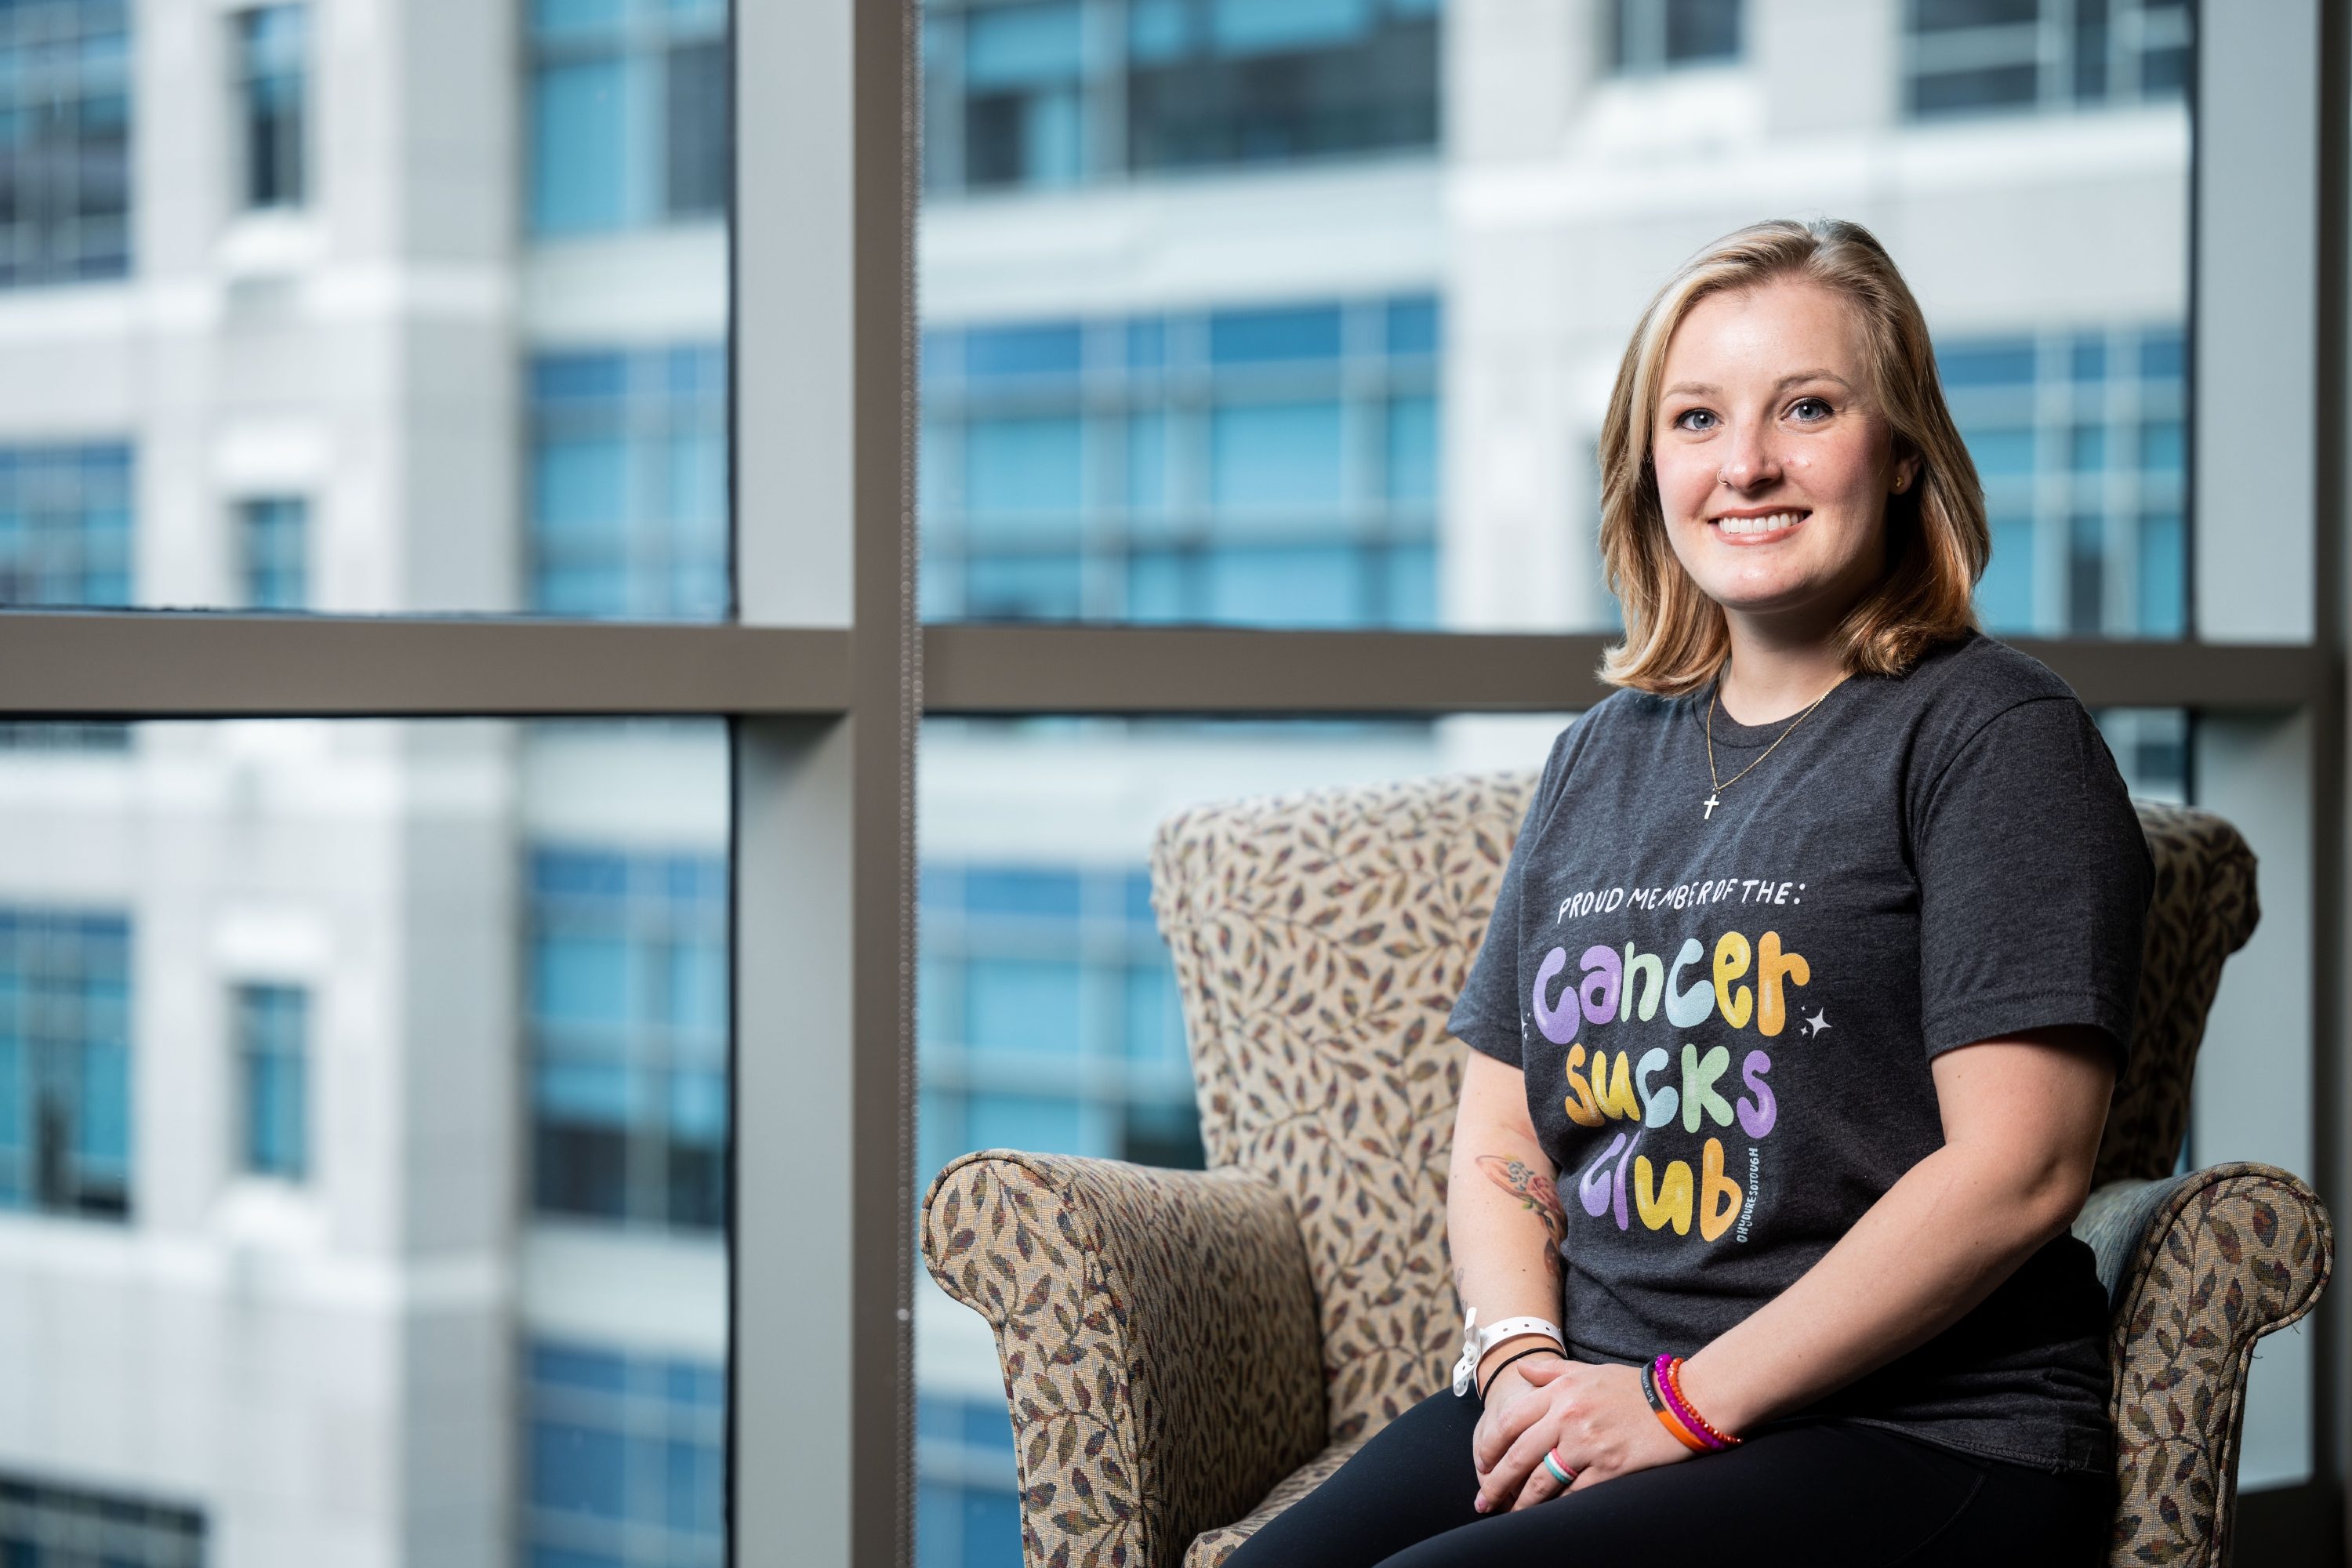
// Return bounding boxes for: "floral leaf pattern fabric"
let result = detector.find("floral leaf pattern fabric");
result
[917,772,2330,1568]
[1181,1439,1368,1567]
[920,1150,1326,1568]
[1149,769,1537,1443]
[2077,1163,2332,1567]
[2097,802,2260,1185]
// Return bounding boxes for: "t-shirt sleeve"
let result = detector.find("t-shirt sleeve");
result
[1915,696,2152,1069]
[1446,725,1576,1069]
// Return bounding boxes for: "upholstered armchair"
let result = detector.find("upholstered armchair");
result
[920,772,2332,1568]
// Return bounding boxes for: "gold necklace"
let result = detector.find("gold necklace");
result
[1702,673,1845,822]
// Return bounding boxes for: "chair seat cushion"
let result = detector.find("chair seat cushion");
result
[1183,1436,1371,1568]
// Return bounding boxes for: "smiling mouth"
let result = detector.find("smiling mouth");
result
[1710,510,1809,539]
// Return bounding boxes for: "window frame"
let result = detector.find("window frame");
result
[0,0,2338,1563]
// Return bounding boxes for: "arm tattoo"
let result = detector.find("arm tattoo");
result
[1477,1154,1566,1279]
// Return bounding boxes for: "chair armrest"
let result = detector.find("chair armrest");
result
[2072,1162,2333,1568]
[922,1149,1327,1568]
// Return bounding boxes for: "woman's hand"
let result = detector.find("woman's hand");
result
[1471,1359,1693,1512]
[1468,1356,1559,1487]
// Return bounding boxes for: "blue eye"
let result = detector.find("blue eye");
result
[1674,408,1718,431]
[1790,397,1832,421]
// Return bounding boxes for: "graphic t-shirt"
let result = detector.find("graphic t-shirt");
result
[1446,630,2151,1473]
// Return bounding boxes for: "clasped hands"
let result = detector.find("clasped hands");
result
[1469,1356,1694,1514]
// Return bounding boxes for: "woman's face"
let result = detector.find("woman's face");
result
[1650,278,1918,629]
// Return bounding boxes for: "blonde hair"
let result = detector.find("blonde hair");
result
[1597,217,1987,695]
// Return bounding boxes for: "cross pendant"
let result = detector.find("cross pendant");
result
[1702,792,1721,821]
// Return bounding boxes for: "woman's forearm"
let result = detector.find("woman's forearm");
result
[1447,1125,1571,1388]
[1675,1138,2083,1435]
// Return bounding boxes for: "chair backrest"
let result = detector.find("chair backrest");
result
[1149,772,2258,1444]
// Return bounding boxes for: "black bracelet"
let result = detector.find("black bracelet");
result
[1477,1344,1564,1402]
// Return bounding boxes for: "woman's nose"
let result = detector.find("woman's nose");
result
[1718,425,1783,491]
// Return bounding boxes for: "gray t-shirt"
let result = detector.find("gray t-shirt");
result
[1447,630,2151,1473]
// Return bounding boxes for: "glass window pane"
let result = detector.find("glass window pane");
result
[965,417,1087,524]
[0,719,729,1566]
[966,2,1085,85]
[0,0,728,618]
[533,58,635,234]
[923,9,2185,639]
[1210,402,1346,513]
[966,960,1087,1055]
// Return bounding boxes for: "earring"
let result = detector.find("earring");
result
[1893,475,1907,492]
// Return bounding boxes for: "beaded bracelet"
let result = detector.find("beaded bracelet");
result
[1639,1359,1714,1453]
[1478,1344,1563,1402]
[1653,1354,1742,1450]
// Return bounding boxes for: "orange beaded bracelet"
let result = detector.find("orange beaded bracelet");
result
[1657,1355,1742,1449]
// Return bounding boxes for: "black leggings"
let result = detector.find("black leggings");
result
[1223,1386,2113,1568]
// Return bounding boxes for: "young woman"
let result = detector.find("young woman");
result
[1224,219,2147,1566]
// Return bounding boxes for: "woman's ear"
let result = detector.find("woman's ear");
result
[1891,445,1923,497]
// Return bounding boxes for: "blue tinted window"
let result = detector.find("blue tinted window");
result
[967,960,1087,1054]
[0,444,136,608]
[1209,545,1360,625]
[1128,0,1192,60]
[528,347,726,621]
[927,296,1438,630]
[527,0,725,234]
[241,496,308,610]
[960,1475,1029,1568]
[2069,426,2107,472]
[524,1337,724,1567]
[966,323,1085,380]
[1967,427,2035,475]
[1612,0,1742,71]
[1976,515,2036,632]
[2138,331,2186,380]
[1127,550,1189,621]
[1127,413,1170,516]
[1123,965,1181,1063]
[1945,322,2186,638]
[962,1399,1018,1451]
[238,6,308,210]
[1386,296,1439,356]
[937,0,1434,191]
[1385,540,1438,628]
[1388,396,1437,503]
[961,869,1084,919]
[966,2,1085,85]
[533,0,628,39]
[0,0,132,285]
[1938,342,2037,387]
[528,847,728,1231]
[1210,0,1374,56]
[1123,870,1157,925]
[1211,402,1347,511]
[966,553,1084,619]
[1210,304,1345,364]
[0,909,133,1219]
[532,59,633,234]
[2138,511,2183,637]
[1126,318,1168,370]
[968,1091,1087,1152]
[1905,0,2184,118]
[965,418,1087,521]
[0,1474,204,1566]
[236,984,308,1180]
